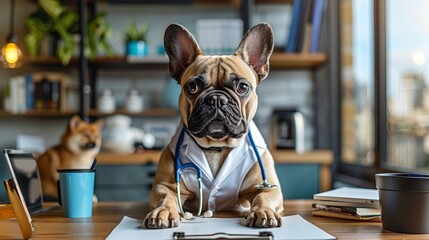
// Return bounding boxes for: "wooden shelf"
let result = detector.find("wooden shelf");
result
[89,108,179,117]
[25,53,327,70]
[24,56,78,67]
[97,150,161,165]
[96,149,332,165]
[0,110,77,118]
[269,53,328,69]
[271,149,333,164]
[91,56,169,70]
[255,0,292,4]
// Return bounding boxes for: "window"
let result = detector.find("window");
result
[340,0,375,167]
[335,0,429,186]
[386,0,429,171]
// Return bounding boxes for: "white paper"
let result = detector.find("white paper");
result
[106,215,336,240]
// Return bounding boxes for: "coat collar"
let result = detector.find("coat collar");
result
[169,121,267,186]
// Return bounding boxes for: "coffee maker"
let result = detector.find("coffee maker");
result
[270,109,305,153]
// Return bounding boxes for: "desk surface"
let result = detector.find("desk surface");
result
[1,200,428,240]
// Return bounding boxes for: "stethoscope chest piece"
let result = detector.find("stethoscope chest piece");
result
[255,180,278,190]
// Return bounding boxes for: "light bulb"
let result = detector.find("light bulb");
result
[1,42,23,68]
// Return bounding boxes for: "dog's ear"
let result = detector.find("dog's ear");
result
[164,24,203,82]
[68,115,81,132]
[234,23,274,82]
[92,119,104,129]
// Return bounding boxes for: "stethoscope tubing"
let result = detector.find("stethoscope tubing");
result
[174,125,270,216]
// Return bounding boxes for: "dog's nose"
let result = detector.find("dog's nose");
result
[208,94,228,107]
[84,142,96,149]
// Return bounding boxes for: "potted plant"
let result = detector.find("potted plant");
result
[25,0,78,65]
[25,0,114,65]
[86,12,114,60]
[125,20,149,57]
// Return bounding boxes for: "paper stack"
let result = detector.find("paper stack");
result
[312,187,381,221]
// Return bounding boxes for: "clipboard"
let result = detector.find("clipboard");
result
[173,231,274,240]
[2,178,34,239]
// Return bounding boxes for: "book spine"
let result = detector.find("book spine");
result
[310,0,325,53]
[16,76,26,113]
[25,74,34,111]
[285,0,304,52]
[9,77,19,113]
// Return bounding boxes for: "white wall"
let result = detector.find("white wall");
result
[0,2,314,150]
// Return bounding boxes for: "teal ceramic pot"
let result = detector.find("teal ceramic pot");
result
[127,41,148,56]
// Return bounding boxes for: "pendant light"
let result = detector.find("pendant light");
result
[1,0,23,69]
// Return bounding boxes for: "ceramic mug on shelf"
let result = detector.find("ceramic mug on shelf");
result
[126,41,148,56]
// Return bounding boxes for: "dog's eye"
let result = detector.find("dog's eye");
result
[236,82,250,95]
[186,81,199,95]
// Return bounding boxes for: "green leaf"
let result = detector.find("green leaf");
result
[25,34,40,56]
[58,10,78,30]
[38,0,63,19]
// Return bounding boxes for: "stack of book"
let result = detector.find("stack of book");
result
[285,0,326,53]
[3,72,78,113]
[312,187,381,221]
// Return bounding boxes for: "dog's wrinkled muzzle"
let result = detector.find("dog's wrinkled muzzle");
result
[188,91,247,139]
[82,142,97,149]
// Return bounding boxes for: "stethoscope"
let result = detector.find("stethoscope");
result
[174,127,278,219]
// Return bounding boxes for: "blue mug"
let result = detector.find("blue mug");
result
[57,169,95,218]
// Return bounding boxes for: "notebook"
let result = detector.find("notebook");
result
[313,187,379,208]
[3,149,56,214]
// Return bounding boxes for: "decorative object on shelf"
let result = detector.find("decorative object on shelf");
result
[125,20,149,57]
[271,109,306,153]
[141,132,156,149]
[25,0,114,65]
[3,72,76,114]
[86,12,114,59]
[97,89,116,113]
[1,0,23,68]
[25,0,78,65]
[196,18,243,55]
[125,88,143,113]
[102,114,144,154]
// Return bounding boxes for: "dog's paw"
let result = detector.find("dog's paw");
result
[143,206,181,229]
[245,207,282,228]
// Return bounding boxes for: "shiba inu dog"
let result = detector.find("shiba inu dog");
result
[36,115,104,199]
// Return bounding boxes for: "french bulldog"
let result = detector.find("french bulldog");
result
[144,23,283,228]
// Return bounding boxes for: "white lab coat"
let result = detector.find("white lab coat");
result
[169,121,266,213]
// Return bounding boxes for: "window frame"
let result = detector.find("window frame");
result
[331,0,389,187]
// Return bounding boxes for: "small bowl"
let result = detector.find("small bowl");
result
[375,173,429,234]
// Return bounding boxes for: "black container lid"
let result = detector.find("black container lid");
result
[376,173,429,192]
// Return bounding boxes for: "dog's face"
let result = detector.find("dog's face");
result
[164,23,274,148]
[62,115,104,154]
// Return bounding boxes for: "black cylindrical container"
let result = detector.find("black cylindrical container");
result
[375,173,429,234]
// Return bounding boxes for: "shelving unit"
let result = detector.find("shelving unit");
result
[16,0,331,160]
[24,52,327,70]
[88,108,178,117]
[6,0,333,200]
[0,110,78,118]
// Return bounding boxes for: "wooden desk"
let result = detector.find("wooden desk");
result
[1,200,428,239]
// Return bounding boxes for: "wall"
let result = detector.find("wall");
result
[0,2,315,148]
[0,2,318,200]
